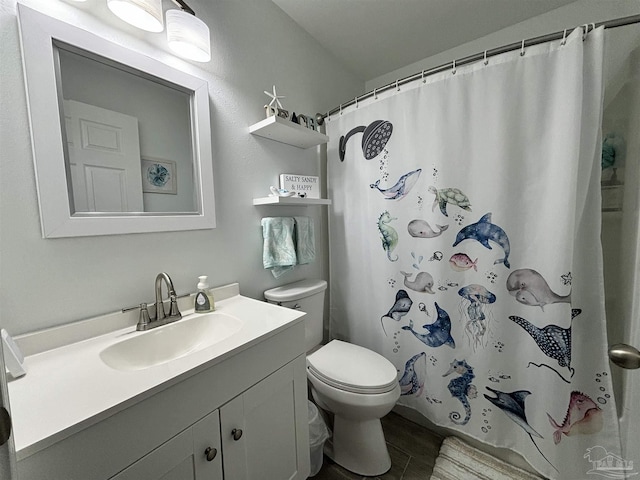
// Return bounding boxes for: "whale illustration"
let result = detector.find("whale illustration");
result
[407,219,449,238]
[506,269,571,310]
[452,213,511,268]
[400,271,435,293]
[401,302,455,348]
[370,168,421,200]
[398,352,427,396]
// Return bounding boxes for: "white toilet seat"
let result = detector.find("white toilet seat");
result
[307,340,398,394]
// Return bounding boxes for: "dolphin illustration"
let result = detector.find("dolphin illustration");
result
[370,168,421,200]
[452,213,511,268]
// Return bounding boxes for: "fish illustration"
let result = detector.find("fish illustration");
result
[452,213,511,268]
[508,309,581,383]
[449,253,478,272]
[506,269,571,311]
[400,271,435,293]
[407,219,449,238]
[402,302,455,348]
[381,289,412,335]
[484,387,557,472]
[547,391,603,444]
[398,352,427,396]
[370,168,421,200]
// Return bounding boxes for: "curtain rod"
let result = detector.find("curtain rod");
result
[317,13,640,124]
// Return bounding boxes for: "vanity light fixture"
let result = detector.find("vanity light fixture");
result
[166,0,211,63]
[107,0,164,32]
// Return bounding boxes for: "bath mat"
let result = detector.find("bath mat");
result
[430,436,543,480]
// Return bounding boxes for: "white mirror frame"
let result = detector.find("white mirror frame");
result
[17,4,216,238]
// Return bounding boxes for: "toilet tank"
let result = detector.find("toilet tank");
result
[264,279,327,352]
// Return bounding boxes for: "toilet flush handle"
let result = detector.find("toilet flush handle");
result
[232,428,243,441]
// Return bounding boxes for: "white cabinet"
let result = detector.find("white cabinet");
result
[221,360,307,480]
[110,410,223,480]
[17,321,310,480]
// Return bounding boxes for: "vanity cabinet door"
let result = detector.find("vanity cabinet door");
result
[220,356,310,480]
[109,410,223,480]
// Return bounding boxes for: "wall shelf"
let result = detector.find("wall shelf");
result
[249,115,329,149]
[253,196,332,206]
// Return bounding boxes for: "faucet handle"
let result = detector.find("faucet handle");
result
[137,303,151,331]
[169,294,182,319]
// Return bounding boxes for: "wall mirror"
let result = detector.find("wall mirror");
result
[18,4,216,238]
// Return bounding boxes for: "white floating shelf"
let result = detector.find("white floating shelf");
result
[253,196,332,206]
[249,115,329,149]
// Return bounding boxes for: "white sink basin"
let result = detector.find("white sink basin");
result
[100,312,243,371]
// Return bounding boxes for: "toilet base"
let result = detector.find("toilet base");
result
[325,415,391,476]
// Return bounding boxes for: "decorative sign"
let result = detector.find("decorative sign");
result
[279,174,320,198]
[262,85,318,131]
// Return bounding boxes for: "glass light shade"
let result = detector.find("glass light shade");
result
[107,0,164,33]
[166,9,211,63]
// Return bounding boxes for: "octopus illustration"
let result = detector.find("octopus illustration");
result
[457,284,496,351]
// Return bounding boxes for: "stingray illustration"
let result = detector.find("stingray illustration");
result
[339,120,393,162]
[370,168,422,200]
[506,269,571,311]
[484,387,557,472]
[402,302,455,348]
[452,213,511,268]
[508,309,581,383]
[398,352,427,396]
[381,289,413,335]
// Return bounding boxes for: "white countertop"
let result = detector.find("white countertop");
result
[8,291,305,460]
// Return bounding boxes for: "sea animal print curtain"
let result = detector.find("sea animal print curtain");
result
[327,27,622,480]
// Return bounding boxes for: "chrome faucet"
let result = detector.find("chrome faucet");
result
[136,272,182,331]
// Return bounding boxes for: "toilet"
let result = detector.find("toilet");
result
[264,279,400,476]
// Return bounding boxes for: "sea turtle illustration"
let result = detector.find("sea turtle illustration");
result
[428,186,472,217]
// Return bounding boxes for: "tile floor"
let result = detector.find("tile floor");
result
[312,412,444,480]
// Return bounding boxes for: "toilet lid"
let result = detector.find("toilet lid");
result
[307,340,398,394]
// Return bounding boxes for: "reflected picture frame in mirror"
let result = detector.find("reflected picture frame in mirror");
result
[17,4,216,238]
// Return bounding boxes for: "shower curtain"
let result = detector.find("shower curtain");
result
[327,27,622,480]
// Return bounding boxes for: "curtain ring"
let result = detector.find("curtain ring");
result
[520,39,525,56]
[422,70,426,83]
[355,96,358,108]
[582,24,588,41]
[483,50,488,66]
[561,28,567,46]
[374,88,377,100]
[339,104,343,115]
[452,59,456,75]
[396,79,400,91]
[326,111,330,122]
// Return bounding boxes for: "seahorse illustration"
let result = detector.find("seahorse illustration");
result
[443,359,476,425]
[377,211,398,262]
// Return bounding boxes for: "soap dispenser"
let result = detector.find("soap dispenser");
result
[194,276,215,313]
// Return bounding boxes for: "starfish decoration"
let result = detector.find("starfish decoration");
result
[561,272,572,286]
[264,85,285,110]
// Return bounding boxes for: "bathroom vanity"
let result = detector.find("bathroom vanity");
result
[10,284,310,480]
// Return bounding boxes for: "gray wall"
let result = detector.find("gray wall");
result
[0,0,363,335]
[366,0,640,92]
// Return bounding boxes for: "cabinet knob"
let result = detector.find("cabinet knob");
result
[231,428,243,441]
[204,446,218,461]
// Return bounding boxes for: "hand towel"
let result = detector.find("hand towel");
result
[294,216,315,265]
[261,217,296,278]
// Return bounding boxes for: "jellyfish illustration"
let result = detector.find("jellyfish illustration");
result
[458,284,496,350]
